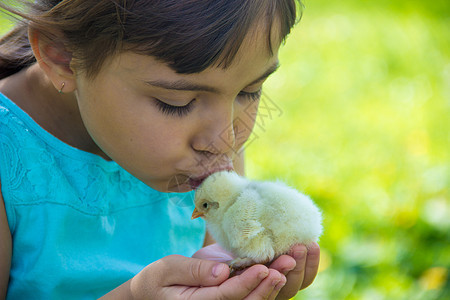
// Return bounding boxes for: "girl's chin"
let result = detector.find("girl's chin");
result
[188,177,205,190]
[167,183,193,193]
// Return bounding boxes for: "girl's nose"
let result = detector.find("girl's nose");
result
[191,104,237,157]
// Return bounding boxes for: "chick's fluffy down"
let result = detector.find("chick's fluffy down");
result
[194,171,323,265]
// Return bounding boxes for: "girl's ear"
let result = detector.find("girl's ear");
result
[28,27,76,93]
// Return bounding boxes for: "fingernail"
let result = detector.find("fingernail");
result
[258,270,269,280]
[271,278,281,287]
[212,263,226,278]
[275,278,286,291]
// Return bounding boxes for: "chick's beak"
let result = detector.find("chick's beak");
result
[191,208,204,219]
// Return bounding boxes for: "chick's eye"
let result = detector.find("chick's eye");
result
[202,202,208,209]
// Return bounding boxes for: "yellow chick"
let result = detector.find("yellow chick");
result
[192,171,323,270]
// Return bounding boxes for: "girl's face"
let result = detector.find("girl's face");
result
[74,28,280,192]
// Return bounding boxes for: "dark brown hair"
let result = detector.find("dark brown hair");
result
[0,0,303,79]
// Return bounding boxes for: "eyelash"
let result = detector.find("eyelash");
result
[238,89,262,102]
[155,89,262,117]
[155,99,195,117]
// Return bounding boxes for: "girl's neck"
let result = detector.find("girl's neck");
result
[0,64,110,160]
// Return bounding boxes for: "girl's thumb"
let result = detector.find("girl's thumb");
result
[156,255,230,287]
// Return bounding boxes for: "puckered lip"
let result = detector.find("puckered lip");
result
[188,165,234,190]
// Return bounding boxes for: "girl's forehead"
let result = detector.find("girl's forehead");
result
[110,46,279,94]
[229,18,283,65]
[111,20,282,87]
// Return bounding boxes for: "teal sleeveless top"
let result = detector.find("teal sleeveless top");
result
[0,92,205,299]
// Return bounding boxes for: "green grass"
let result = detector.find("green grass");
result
[1,1,449,299]
[247,1,449,299]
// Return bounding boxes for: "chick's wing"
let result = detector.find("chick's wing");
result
[222,188,264,250]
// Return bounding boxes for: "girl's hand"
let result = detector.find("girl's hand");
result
[192,242,321,300]
[130,254,286,299]
[269,242,321,299]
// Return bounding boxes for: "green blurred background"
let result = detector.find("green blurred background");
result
[1,0,449,299]
[247,0,450,299]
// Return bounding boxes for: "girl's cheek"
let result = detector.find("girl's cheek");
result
[235,101,259,146]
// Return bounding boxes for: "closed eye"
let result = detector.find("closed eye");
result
[154,98,195,117]
[238,89,262,102]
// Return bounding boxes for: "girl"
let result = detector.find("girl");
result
[0,0,320,299]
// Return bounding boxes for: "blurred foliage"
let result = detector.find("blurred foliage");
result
[246,0,449,299]
[0,0,449,299]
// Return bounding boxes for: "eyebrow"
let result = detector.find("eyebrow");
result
[144,62,280,93]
